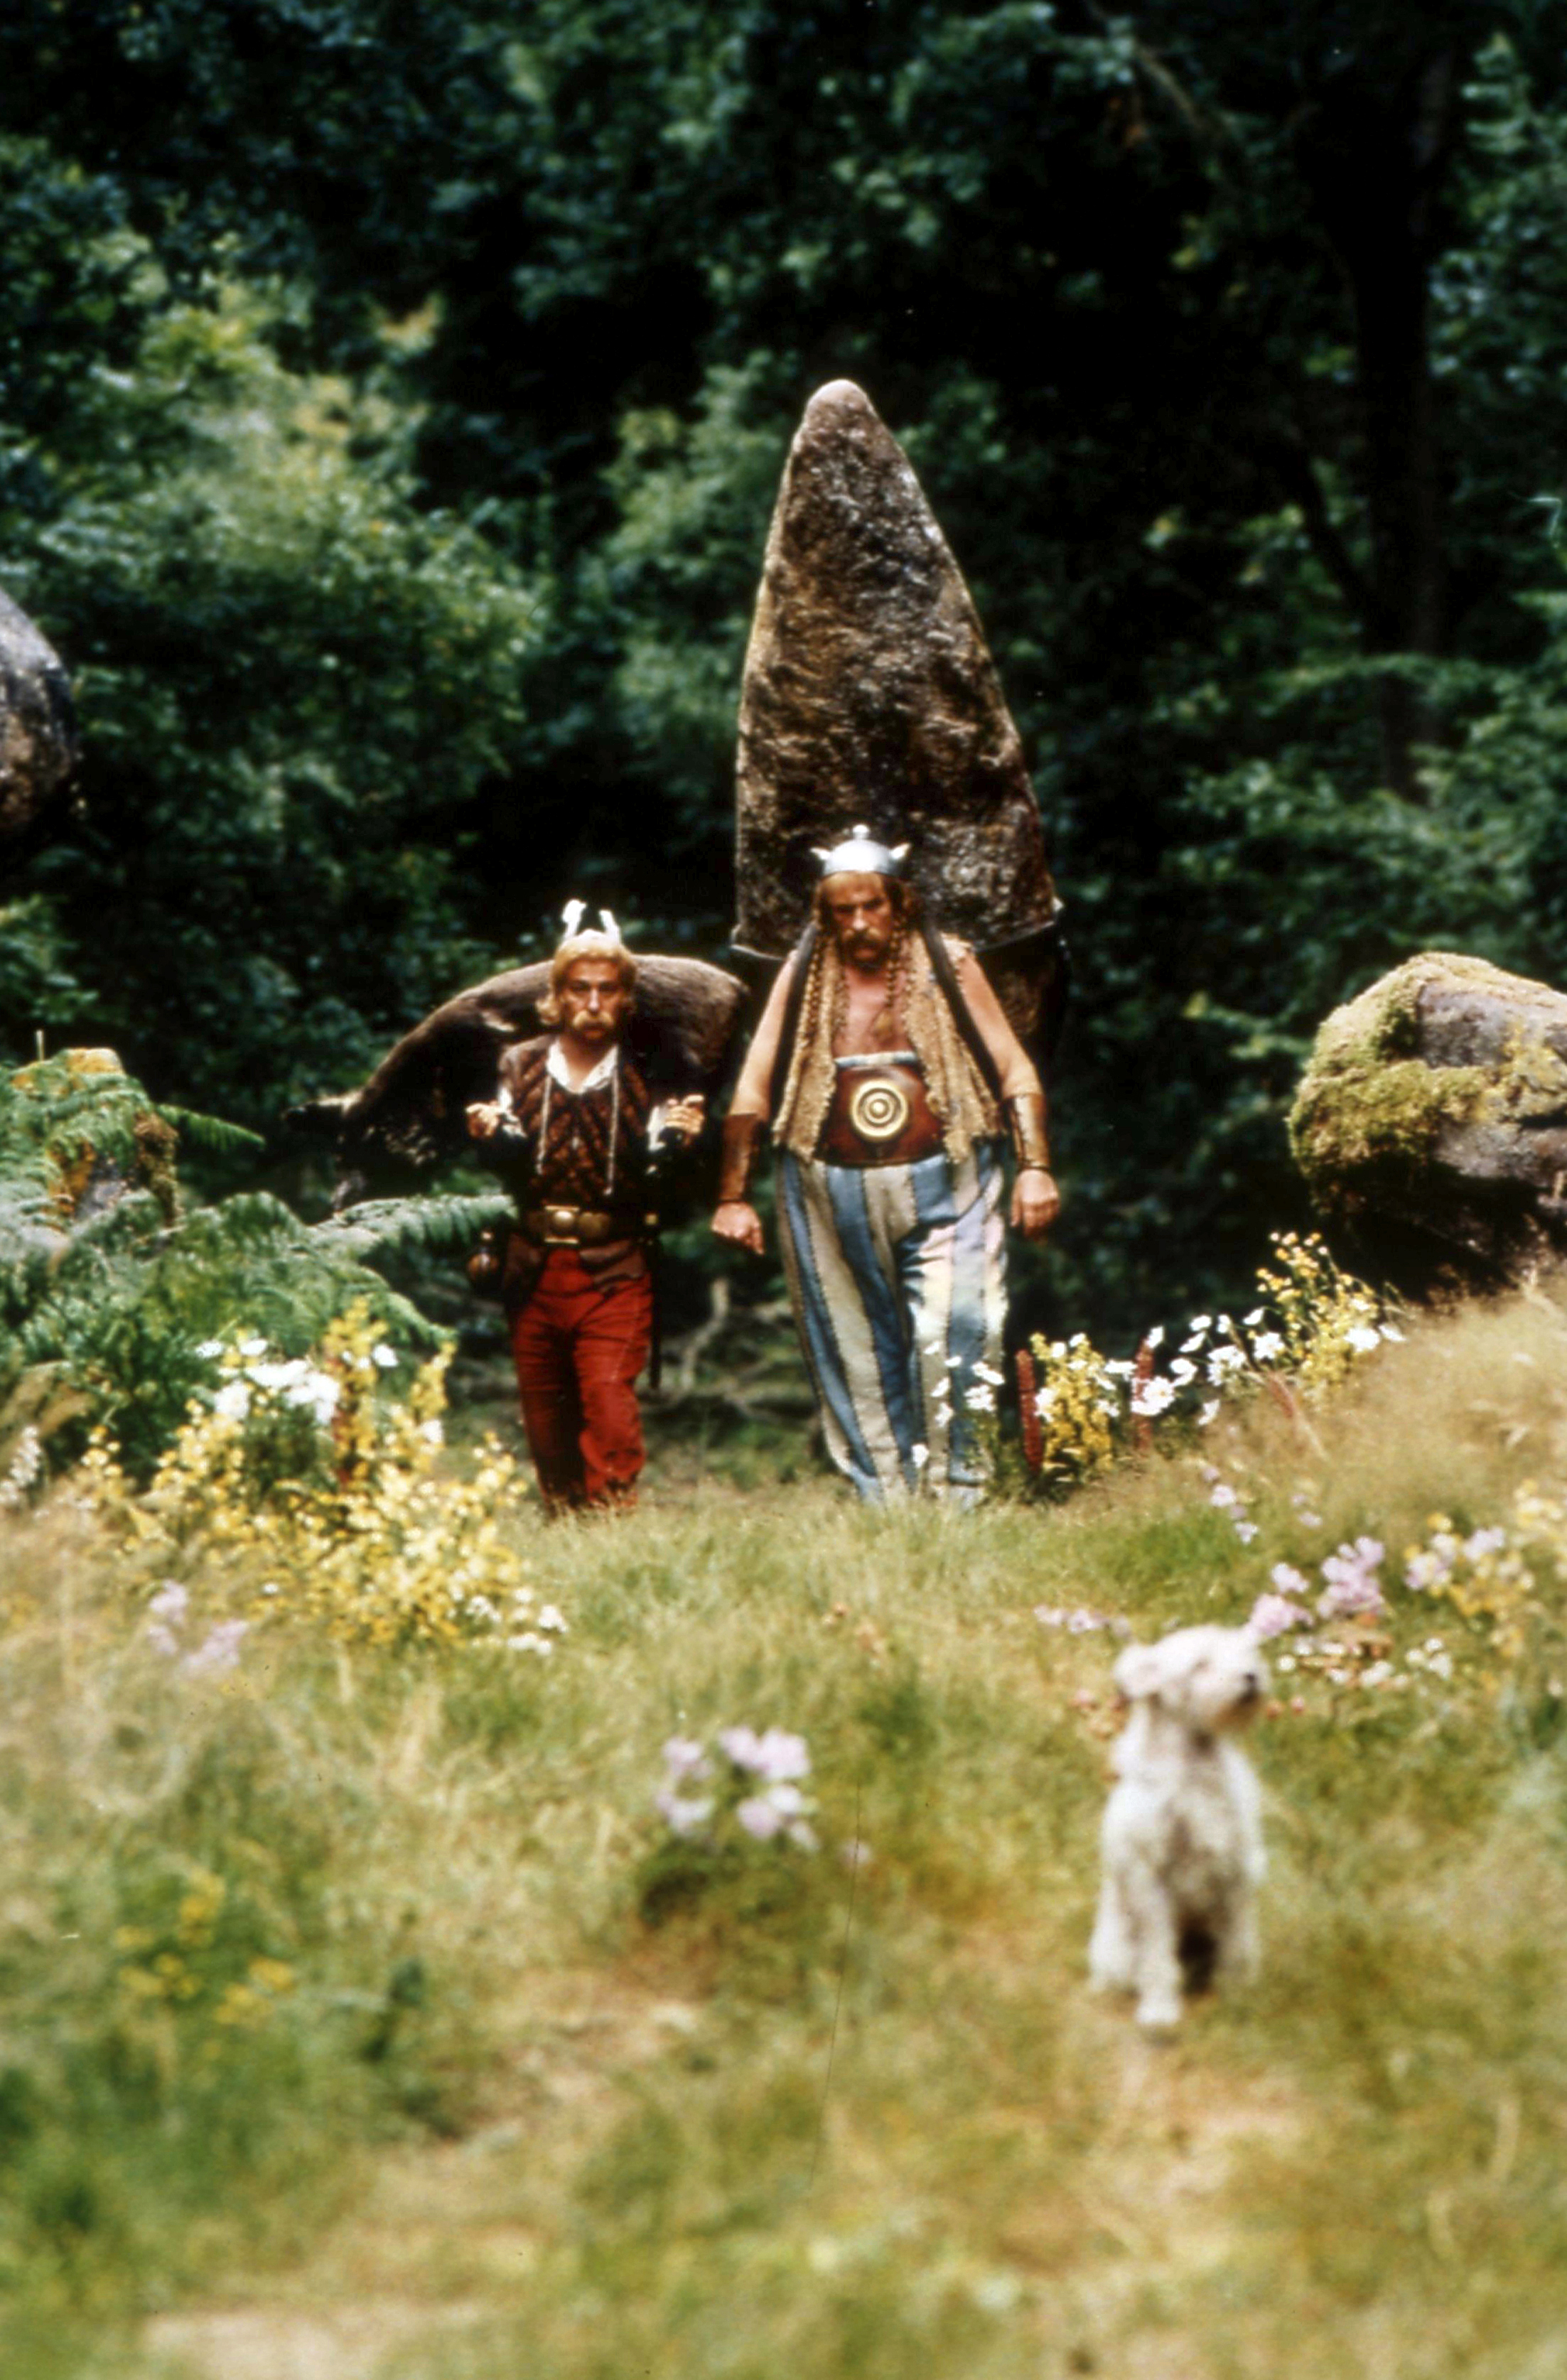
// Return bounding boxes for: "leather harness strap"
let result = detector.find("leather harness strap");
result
[917,915,1004,1104]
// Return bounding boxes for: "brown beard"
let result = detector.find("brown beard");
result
[831,915,905,1040]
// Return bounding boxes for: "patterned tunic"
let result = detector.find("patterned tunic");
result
[485,1035,661,1512]
[494,1036,654,1216]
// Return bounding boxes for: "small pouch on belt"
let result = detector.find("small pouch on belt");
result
[465,1227,505,1301]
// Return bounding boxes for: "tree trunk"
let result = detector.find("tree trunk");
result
[1296,45,1461,798]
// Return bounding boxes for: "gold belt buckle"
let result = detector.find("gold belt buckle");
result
[546,1205,578,1243]
[849,1075,912,1145]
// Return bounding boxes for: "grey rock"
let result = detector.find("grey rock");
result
[0,588,77,857]
[1290,952,1567,1288]
[733,381,1061,1030]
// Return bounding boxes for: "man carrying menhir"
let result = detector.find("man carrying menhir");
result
[468,906,704,1514]
[713,826,1057,1502]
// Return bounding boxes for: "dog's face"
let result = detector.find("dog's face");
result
[1113,1625,1269,1736]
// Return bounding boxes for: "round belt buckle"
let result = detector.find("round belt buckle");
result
[549,1207,575,1237]
[849,1075,912,1144]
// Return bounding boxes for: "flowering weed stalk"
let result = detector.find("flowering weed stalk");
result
[109,1854,298,2034]
[1403,1487,1567,1674]
[1018,1233,1401,1495]
[1252,1230,1401,1396]
[0,1424,43,1514]
[77,1302,559,1652]
[1247,1490,1567,1708]
[637,1725,826,1933]
[1018,1332,1122,1491]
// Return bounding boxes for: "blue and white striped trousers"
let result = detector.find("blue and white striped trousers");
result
[777,1143,1006,1503]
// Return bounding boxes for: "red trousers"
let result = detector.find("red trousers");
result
[508,1250,653,1512]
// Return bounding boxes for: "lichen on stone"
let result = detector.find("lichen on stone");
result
[1484,1017,1567,1119]
[1289,954,1506,1214]
[5,1048,181,1225]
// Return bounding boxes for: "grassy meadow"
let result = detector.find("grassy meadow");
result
[4,1292,1567,2380]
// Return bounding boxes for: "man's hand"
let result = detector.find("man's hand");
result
[661,1092,706,1146]
[712,1198,765,1255]
[1011,1165,1060,1240]
[466,1100,505,1142]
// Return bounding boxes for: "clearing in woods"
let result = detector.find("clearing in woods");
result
[6,1293,1567,2380]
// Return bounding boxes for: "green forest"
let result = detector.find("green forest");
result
[13,17,1567,2374]
[6,0,1567,1332]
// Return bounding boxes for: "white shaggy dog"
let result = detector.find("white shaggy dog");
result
[1089,1624,1269,2031]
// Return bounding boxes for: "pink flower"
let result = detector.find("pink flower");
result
[1248,1592,1309,1641]
[655,1787,714,1838]
[737,1784,817,1850]
[1317,1536,1386,1619]
[662,1736,711,1783]
[718,1725,811,1782]
[183,1620,248,1676]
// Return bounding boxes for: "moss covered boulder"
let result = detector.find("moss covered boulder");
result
[6,1046,180,1234]
[1291,953,1567,1288]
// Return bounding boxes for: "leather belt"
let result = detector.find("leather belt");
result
[522,1204,655,1246]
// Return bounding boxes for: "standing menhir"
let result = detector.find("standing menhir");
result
[733,379,1064,1021]
[716,379,1067,1502]
[1089,1625,1269,2032]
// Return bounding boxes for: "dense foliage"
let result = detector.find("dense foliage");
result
[5,2,1567,1328]
[0,1049,507,1478]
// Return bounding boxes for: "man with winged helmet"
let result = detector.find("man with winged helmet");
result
[468,903,705,1513]
[713,827,1057,1502]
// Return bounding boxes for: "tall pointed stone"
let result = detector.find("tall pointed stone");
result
[733,380,1060,974]
[0,588,77,861]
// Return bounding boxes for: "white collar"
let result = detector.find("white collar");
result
[547,1038,620,1094]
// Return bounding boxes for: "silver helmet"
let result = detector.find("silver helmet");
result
[809,822,910,880]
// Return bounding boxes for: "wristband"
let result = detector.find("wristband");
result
[1003,1092,1051,1173]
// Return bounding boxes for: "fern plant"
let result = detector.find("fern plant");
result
[0,1053,510,1480]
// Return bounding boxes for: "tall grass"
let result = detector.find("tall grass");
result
[4,1291,1567,2378]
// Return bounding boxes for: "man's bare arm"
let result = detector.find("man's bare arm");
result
[712,954,797,1253]
[728,953,796,1119]
[956,949,1061,1241]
